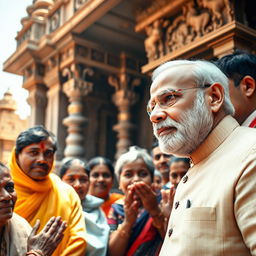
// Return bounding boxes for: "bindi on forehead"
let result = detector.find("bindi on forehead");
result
[39,141,46,151]
[38,140,53,151]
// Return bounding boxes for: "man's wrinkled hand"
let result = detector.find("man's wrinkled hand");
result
[27,216,67,256]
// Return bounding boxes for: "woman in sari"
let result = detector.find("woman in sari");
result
[108,146,166,256]
[60,158,110,256]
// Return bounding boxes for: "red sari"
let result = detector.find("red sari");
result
[108,199,162,256]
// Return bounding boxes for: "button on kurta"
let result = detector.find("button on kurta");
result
[174,201,179,209]
[168,228,173,237]
[183,175,188,183]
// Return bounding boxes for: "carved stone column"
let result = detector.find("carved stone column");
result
[27,84,47,126]
[108,58,140,159]
[62,64,93,160]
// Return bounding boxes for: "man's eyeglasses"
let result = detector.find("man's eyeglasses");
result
[147,84,211,116]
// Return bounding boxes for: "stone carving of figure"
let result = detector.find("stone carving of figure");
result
[144,19,165,61]
[163,0,233,54]
[199,0,233,29]
[182,2,211,39]
[165,16,191,52]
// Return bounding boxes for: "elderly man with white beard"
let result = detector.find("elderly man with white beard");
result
[147,59,256,256]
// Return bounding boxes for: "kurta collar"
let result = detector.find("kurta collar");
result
[190,115,239,164]
[242,109,256,127]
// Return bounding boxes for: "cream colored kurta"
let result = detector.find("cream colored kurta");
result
[160,115,256,256]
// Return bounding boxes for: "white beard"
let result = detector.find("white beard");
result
[153,91,214,156]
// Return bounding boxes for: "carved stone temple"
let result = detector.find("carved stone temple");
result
[0,91,28,164]
[4,0,256,162]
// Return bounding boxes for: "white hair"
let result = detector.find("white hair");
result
[152,60,235,115]
[115,146,155,180]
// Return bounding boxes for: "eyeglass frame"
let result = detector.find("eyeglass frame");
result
[147,84,211,116]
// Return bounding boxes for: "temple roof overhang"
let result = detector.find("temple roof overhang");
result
[3,0,145,76]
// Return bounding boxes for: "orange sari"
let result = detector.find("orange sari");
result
[101,193,124,216]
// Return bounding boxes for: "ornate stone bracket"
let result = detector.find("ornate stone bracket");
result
[62,63,94,160]
[108,72,141,159]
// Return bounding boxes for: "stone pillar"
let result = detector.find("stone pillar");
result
[108,56,141,159]
[62,63,93,160]
[27,84,47,126]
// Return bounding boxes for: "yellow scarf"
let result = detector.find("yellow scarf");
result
[9,149,86,256]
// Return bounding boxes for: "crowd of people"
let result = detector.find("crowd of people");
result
[0,50,256,256]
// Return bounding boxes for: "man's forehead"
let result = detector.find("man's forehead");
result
[24,139,54,150]
[153,146,161,155]
[150,65,193,94]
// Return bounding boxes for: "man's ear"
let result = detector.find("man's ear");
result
[240,75,256,97]
[206,83,224,113]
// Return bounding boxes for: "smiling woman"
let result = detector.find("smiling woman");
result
[86,157,124,216]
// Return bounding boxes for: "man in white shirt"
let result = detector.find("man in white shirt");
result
[216,51,256,127]
[147,59,256,256]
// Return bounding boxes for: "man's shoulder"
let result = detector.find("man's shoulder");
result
[235,125,256,143]
[12,212,32,231]
[227,125,256,159]
[50,173,81,199]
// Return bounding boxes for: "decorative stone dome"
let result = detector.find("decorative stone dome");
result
[21,0,54,24]
[0,90,17,111]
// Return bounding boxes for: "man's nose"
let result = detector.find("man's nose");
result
[150,106,167,123]
[73,179,81,188]
[159,154,166,162]
[37,152,46,162]
[0,189,12,201]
